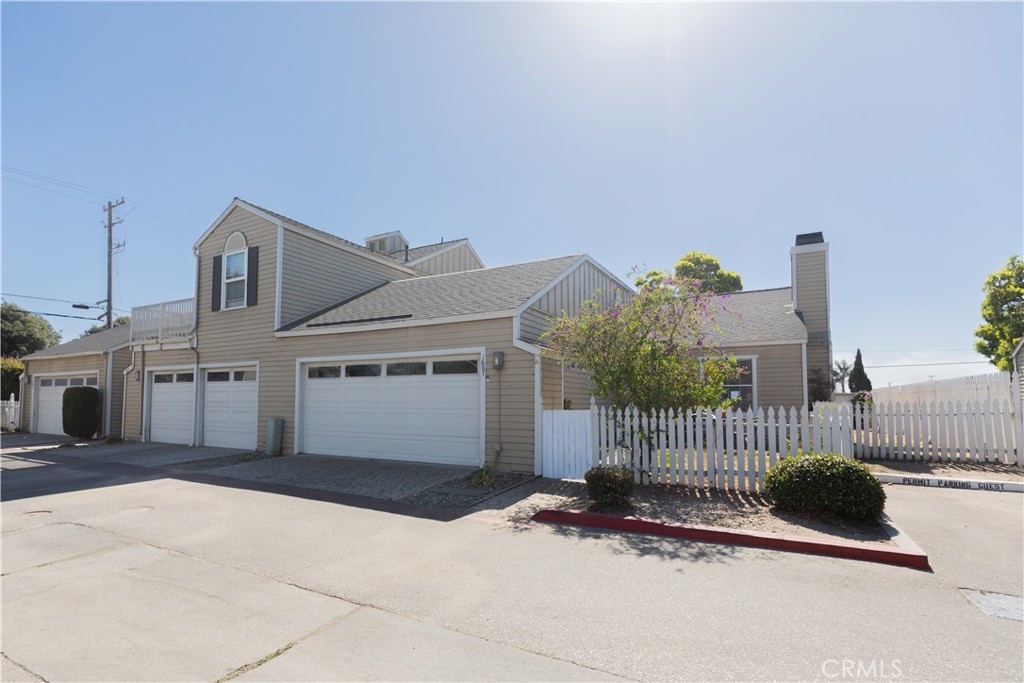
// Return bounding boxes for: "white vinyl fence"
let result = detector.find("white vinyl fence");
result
[871,372,1015,406]
[1,394,20,431]
[541,395,1020,489]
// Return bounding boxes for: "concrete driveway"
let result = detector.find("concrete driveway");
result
[2,439,1022,682]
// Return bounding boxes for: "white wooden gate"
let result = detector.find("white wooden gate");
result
[541,410,595,479]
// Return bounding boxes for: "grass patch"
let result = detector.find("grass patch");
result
[56,441,79,449]
[471,464,496,487]
[103,435,123,445]
[215,643,294,683]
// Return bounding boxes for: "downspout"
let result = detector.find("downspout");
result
[104,351,114,437]
[122,349,135,439]
[17,372,26,431]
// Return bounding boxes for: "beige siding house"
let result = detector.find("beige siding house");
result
[111,198,627,474]
[25,196,832,476]
[20,326,132,438]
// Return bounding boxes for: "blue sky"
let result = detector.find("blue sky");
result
[2,1,1021,388]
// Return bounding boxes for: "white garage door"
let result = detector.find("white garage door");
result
[203,368,258,449]
[36,375,99,435]
[301,357,482,466]
[150,371,194,444]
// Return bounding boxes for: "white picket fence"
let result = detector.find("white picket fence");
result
[540,397,1020,490]
[872,372,1015,406]
[1,395,20,431]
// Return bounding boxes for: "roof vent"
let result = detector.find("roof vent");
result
[795,232,824,246]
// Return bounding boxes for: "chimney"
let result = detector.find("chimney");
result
[791,232,831,404]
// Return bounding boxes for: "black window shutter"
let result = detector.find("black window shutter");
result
[211,255,223,311]
[246,246,259,307]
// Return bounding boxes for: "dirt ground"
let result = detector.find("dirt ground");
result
[861,459,1023,481]
[490,478,892,544]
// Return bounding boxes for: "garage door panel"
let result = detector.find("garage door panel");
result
[150,380,193,445]
[203,370,257,450]
[302,357,482,466]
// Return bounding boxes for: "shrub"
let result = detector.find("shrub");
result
[62,386,99,440]
[763,453,886,522]
[1,356,23,400]
[584,465,635,509]
[472,464,496,486]
[851,390,873,406]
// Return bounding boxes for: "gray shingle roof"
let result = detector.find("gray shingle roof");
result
[237,199,470,272]
[23,325,131,360]
[283,255,582,331]
[708,287,807,345]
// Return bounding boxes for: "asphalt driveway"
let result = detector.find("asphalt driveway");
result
[2,438,1022,682]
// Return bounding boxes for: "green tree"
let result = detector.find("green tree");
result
[674,251,743,293]
[543,278,738,412]
[832,359,852,393]
[78,316,131,338]
[974,255,1024,371]
[633,269,670,289]
[1,303,60,358]
[849,349,873,392]
[1,357,24,400]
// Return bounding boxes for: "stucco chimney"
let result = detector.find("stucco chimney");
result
[791,232,831,404]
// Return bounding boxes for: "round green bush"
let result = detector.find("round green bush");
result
[62,386,99,440]
[584,465,635,509]
[763,453,886,523]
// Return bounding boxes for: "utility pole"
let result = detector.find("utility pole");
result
[102,198,125,329]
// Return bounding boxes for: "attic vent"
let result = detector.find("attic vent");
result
[370,238,387,253]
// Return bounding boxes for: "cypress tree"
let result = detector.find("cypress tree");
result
[849,348,873,392]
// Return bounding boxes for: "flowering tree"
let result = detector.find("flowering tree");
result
[542,278,738,413]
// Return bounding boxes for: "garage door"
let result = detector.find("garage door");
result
[150,371,194,444]
[301,357,482,466]
[36,375,99,435]
[203,368,257,449]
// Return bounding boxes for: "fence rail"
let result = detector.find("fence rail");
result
[130,298,195,343]
[871,372,1015,406]
[542,395,1020,489]
[1,396,20,431]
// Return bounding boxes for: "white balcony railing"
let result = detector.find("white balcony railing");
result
[130,298,195,343]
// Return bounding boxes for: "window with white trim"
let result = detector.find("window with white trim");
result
[723,358,755,411]
[223,249,247,309]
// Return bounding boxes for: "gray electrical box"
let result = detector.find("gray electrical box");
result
[265,417,284,456]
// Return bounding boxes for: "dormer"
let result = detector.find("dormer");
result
[364,230,409,257]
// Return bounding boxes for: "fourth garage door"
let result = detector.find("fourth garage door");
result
[300,357,482,467]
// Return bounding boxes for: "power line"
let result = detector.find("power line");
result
[2,175,100,205]
[1,164,118,199]
[25,310,102,321]
[865,361,989,369]
[1,293,130,313]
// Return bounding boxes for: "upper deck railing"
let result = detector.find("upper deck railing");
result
[130,297,195,343]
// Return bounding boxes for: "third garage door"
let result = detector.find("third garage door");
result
[203,368,258,449]
[301,356,482,467]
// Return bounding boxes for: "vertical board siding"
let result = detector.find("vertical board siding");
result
[519,261,624,344]
[411,243,484,276]
[872,372,1016,405]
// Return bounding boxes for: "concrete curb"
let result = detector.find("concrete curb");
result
[875,473,1023,493]
[531,509,931,571]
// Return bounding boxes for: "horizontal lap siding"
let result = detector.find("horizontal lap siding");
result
[412,244,484,275]
[280,231,411,326]
[22,355,106,433]
[122,348,197,440]
[541,357,562,410]
[563,366,592,410]
[794,250,830,382]
[720,343,805,411]
[107,347,133,437]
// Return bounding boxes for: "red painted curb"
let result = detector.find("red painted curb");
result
[531,509,931,571]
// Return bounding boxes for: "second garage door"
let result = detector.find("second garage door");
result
[36,375,99,436]
[150,371,195,444]
[301,356,482,467]
[203,368,258,449]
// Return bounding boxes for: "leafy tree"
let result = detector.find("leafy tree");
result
[832,359,852,393]
[1,357,24,400]
[543,278,738,412]
[808,368,833,405]
[1,303,60,358]
[633,269,670,289]
[78,316,131,338]
[974,255,1024,371]
[674,251,743,293]
[849,348,873,392]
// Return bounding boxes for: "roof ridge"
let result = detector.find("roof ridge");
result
[397,254,584,283]
[717,286,791,296]
[408,237,468,251]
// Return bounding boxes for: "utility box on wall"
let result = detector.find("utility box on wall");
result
[265,417,284,456]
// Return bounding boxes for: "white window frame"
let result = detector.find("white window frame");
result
[222,248,248,310]
[723,355,758,411]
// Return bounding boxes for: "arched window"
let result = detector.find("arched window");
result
[212,232,258,311]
